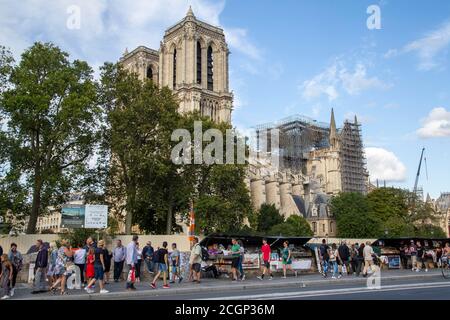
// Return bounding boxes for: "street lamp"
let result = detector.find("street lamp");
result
[384,230,389,238]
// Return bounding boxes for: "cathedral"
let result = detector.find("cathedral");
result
[120,6,232,124]
[119,7,369,237]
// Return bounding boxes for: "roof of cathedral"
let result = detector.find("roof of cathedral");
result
[164,6,224,36]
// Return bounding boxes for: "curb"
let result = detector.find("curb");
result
[18,272,443,300]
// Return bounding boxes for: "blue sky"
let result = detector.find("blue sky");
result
[1,0,449,198]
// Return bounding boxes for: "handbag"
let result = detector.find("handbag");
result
[127,266,136,283]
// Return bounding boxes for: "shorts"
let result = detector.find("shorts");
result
[171,265,178,273]
[158,263,168,272]
[94,265,104,280]
[282,259,292,265]
[191,263,201,273]
[263,260,270,268]
[231,257,240,269]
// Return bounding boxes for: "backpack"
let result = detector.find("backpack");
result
[200,246,209,261]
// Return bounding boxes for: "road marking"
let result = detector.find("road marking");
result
[200,281,450,300]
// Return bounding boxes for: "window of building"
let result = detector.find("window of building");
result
[330,221,333,233]
[147,66,153,80]
[322,223,325,233]
[207,46,213,90]
[312,222,317,233]
[197,42,202,84]
[173,49,177,88]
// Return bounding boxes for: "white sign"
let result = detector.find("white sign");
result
[85,205,108,228]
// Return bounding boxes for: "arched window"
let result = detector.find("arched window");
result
[197,42,202,84]
[330,221,334,233]
[312,222,317,233]
[173,49,177,88]
[207,46,213,90]
[147,66,153,80]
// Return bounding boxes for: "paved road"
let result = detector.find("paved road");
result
[129,277,450,300]
[14,270,448,300]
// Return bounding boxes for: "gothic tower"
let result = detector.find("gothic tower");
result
[119,7,233,124]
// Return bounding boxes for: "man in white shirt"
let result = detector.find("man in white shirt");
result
[126,235,139,290]
[74,244,87,285]
[189,237,202,283]
[363,241,375,277]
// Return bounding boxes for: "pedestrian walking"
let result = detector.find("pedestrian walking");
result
[86,247,95,282]
[46,242,58,288]
[151,241,170,289]
[355,243,364,276]
[103,246,112,284]
[142,241,155,274]
[409,240,418,271]
[329,244,340,279]
[189,237,202,284]
[257,238,273,280]
[32,239,49,294]
[8,243,23,297]
[126,235,139,291]
[238,240,246,281]
[338,240,351,276]
[363,241,375,277]
[230,239,241,281]
[350,243,358,274]
[399,243,409,270]
[85,240,108,294]
[0,254,13,299]
[135,242,142,283]
[416,241,428,272]
[170,243,182,284]
[281,241,297,278]
[319,239,330,278]
[74,243,87,286]
[49,239,72,295]
[113,240,126,282]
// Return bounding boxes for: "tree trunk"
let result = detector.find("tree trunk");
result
[125,186,135,235]
[166,193,174,235]
[26,176,42,234]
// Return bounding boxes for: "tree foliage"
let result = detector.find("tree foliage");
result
[256,204,284,233]
[0,42,100,233]
[269,215,313,237]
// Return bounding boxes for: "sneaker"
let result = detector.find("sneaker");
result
[294,271,298,277]
[256,276,263,281]
[425,269,428,272]
[269,276,273,280]
[332,276,336,279]
[416,269,420,272]
[282,276,287,279]
[100,289,109,294]
[150,282,156,289]
[242,275,246,281]
[178,277,183,284]
[163,285,170,289]
[10,288,14,297]
[338,275,342,279]
[87,288,95,294]
[1,295,9,300]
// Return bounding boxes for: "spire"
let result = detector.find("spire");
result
[329,108,337,146]
[186,5,195,18]
[426,193,432,203]
[123,47,129,56]
[354,114,358,125]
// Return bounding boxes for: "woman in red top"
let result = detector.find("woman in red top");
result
[86,247,95,281]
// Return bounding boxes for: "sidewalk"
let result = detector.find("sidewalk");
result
[13,269,444,300]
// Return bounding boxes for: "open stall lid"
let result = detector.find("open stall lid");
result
[200,233,312,248]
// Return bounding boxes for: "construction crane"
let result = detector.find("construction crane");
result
[412,148,425,208]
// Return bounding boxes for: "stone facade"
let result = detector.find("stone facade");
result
[120,7,232,124]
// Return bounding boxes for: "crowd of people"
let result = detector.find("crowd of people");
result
[1,236,449,298]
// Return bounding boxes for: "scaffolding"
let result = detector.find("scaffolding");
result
[255,114,330,173]
[339,120,368,194]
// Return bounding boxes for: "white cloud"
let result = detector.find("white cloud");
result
[417,107,450,138]
[365,147,407,182]
[0,0,260,72]
[300,59,388,101]
[385,20,450,71]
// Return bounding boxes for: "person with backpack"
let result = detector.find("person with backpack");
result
[189,237,202,284]
[150,241,170,289]
[319,239,329,278]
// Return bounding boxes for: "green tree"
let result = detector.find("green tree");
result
[98,63,180,234]
[256,204,285,233]
[331,192,381,238]
[269,215,313,236]
[0,42,100,233]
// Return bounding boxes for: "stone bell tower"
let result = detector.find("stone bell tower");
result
[159,6,233,124]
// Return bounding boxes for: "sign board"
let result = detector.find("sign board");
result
[242,253,260,269]
[61,205,85,228]
[270,259,312,270]
[85,205,108,228]
[388,255,400,269]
